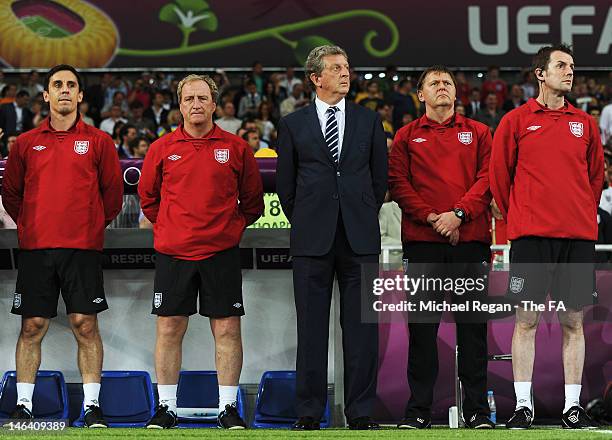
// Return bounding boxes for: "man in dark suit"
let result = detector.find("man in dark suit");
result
[276,45,387,430]
[0,90,33,136]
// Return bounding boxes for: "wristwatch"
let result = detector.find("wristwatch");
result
[453,208,466,223]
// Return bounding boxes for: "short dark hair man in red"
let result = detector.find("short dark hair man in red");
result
[139,74,263,430]
[389,65,494,430]
[2,64,123,428]
[490,44,603,429]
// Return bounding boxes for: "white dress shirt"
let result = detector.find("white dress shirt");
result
[315,96,345,157]
[14,103,23,132]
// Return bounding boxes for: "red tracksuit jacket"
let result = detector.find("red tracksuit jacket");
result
[490,98,604,241]
[139,124,264,260]
[389,113,492,244]
[2,117,123,250]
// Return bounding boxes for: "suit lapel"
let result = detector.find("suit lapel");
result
[305,103,335,164]
[339,102,355,164]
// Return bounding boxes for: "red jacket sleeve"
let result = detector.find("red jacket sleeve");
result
[238,144,264,226]
[1,137,25,223]
[388,132,436,224]
[98,135,124,226]
[138,139,164,223]
[587,115,604,204]
[489,114,518,220]
[456,126,493,221]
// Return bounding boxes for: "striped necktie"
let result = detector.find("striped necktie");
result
[325,106,339,163]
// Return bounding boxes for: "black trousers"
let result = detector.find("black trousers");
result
[292,218,379,421]
[403,241,490,419]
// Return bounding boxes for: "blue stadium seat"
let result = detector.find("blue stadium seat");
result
[252,370,330,428]
[0,371,69,420]
[176,370,246,428]
[73,371,155,428]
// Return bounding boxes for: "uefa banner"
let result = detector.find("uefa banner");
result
[0,0,609,69]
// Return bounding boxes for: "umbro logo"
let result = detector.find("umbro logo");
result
[92,298,104,304]
[233,303,242,308]
[412,138,427,143]
[33,145,46,151]
[526,125,541,131]
[168,155,181,161]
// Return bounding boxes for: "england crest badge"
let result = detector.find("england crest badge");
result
[509,277,525,294]
[568,122,583,138]
[74,140,89,154]
[214,149,229,164]
[458,132,473,145]
[154,292,163,308]
[13,292,21,308]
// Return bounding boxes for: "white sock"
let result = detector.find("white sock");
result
[563,384,581,413]
[157,384,177,413]
[218,385,238,413]
[16,382,34,411]
[514,381,533,411]
[83,383,101,409]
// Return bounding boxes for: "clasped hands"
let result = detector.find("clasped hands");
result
[427,212,461,246]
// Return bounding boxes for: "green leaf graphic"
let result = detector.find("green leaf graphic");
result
[294,35,334,64]
[194,11,218,31]
[176,0,210,14]
[159,4,180,25]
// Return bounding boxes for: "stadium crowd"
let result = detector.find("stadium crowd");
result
[0,65,611,234]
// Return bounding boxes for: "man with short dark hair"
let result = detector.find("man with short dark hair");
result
[2,64,123,428]
[482,65,507,109]
[216,101,242,134]
[490,44,603,429]
[476,92,504,134]
[0,90,33,137]
[144,91,169,131]
[242,128,260,154]
[238,81,261,119]
[391,79,419,130]
[128,100,156,137]
[389,65,494,430]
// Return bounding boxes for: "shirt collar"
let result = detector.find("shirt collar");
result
[172,123,224,141]
[418,112,461,128]
[315,95,345,116]
[526,97,576,114]
[40,114,84,133]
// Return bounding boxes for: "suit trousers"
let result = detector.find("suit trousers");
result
[292,214,379,421]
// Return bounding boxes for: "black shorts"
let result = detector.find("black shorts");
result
[12,249,107,318]
[506,237,596,310]
[152,247,244,318]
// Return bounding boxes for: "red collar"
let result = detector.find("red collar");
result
[40,114,84,133]
[171,123,224,141]
[418,112,464,128]
[526,98,576,114]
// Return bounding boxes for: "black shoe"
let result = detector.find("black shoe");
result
[146,405,177,429]
[2,404,33,427]
[506,406,533,429]
[465,413,495,429]
[348,416,380,430]
[292,416,320,430]
[397,415,431,429]
[83,405,108,428]
[562,406,598,429]
[217,403,246,429]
